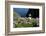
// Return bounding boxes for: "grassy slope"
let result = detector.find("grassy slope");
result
[15,24,33,28]
[13,12,38,28]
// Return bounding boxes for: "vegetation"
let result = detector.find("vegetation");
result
[13,12,39,28]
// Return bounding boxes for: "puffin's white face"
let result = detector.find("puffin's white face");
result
[29,14,31,17]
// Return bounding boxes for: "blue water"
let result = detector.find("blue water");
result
[13,8,29,17]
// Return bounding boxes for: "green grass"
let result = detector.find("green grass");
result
[15,23,34,28]
[14,18,37,28]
